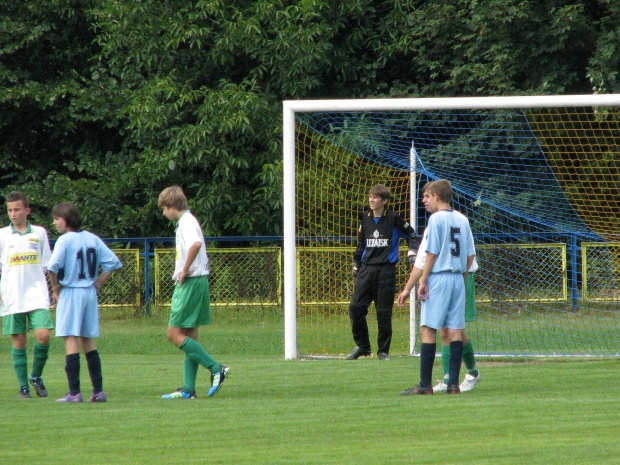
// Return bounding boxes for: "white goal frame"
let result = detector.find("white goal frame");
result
[283,94,620,360]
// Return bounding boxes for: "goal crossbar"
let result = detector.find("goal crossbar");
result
[283,94,620,360]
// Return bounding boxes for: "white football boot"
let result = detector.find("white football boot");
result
[459,372,481,392]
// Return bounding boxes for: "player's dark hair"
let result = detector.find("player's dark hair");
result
[369,184,391,202]
[52,202,82,231]
[6,191,29,208]
[423,179,453,203]
[158,185,189,211]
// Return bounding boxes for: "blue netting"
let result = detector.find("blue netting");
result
[298,110,594,237]
[294,108,620,356]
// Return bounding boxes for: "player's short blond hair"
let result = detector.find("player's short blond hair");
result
[423,179,453,203]
[158,186,189,211]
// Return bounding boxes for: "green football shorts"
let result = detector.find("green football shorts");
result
[2,309,54,335]
[168,275,211,328]
[465,273,477,322]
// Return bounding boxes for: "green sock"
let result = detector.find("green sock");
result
[179,337,219,373]
[441,345,450,380]
[31,342,50,378]
[12,348,28,387]
[463,340,478,376]
[182,354,199,394]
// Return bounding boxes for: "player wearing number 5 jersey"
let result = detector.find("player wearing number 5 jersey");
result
[397,212,481,393]
[400,180,475,396]
[47,202,122,403]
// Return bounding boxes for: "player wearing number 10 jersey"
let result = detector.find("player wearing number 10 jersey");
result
[47,202,122,403]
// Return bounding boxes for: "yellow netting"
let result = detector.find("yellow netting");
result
[296,124,414,356]
[294,106,620,357]
[527,107,620,241]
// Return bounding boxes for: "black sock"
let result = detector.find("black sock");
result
[449,340,464,386]
[420,343,436,387]
[65,353,80,395]
[85,350,103,394]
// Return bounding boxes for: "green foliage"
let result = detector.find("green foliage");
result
[587,0,620,92]
[1,0,619,236]
[373,0,598,95]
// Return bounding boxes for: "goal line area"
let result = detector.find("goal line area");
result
[283,95,620,359]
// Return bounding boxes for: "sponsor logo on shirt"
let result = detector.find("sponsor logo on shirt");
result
[9,252,39,266]
[28,238,40,251]
[367,231,389,248]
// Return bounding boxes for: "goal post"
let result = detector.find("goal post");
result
[408,141,419,355]
[283,94,620,360]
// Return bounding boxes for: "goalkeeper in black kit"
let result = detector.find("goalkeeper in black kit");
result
[346,184,420,360]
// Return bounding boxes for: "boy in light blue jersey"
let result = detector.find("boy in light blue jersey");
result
[400,180,475,395]
[47,202,122,403]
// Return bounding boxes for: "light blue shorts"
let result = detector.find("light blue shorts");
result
[420,272,466,330]
[55,286,100,338]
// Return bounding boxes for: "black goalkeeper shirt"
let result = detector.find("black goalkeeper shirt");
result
[353,208,419,265]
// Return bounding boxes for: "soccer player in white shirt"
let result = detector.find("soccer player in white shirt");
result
[158,186,229,399]
[0,192,53,398]
[399,180,475,395]
[47,202,122,403]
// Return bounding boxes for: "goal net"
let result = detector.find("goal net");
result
[283,95,620,359]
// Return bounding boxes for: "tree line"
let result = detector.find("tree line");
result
[1,0,619,238]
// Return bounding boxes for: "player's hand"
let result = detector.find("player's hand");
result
[406,250,416,270]
[417,282,429,301]
[52,284,62,305]
[397,289,410,306]
[352,261,360,278]
[178,269,189,286]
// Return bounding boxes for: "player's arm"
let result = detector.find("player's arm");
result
[463,221,476,285]
[48,271,62,305]
[46,237,67,304]
[352,217,365,277]
[464,254,475,286]
[95,242,122,291]
[397,265,423,306]
[397,215,420,268]
[417,252,438,301]
[404,226,420,255]
[94,271,114,291]
[178,241,202,286]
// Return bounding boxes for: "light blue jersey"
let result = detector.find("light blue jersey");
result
[424,210,475,274]
[420,209,476,330]
[48,230,122,338]
[47,231,122,287]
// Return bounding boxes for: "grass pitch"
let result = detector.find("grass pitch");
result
[0,310,618,465]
